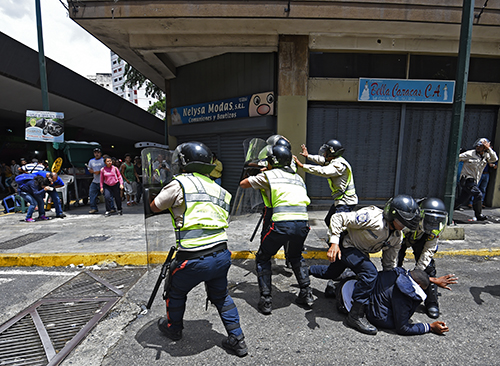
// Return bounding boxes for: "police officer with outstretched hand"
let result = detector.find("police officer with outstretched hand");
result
[150,141,247,357]
[294,139,358,227]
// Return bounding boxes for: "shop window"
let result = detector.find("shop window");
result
[310,52,406,78]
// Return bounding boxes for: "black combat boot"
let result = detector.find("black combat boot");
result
[258,295,272,315]
[324,280,337,298]
[346,301,377,335]
[425,282,440,319]
[296,287,314,307]
[292,261,314,307]
[157,317,182,341]
[222,333,248,357]
[256,266,273,314]
[473,201,487,221]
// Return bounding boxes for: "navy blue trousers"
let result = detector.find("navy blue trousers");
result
[309,245,378,306]
[166,249,242,337]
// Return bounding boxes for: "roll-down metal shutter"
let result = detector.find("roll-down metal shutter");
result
[307,103,401,201]
[307,103,497,202]
[177,130,273,197]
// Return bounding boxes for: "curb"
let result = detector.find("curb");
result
[0,248,499,267]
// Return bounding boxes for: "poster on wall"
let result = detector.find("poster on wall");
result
[171,91,274,125]
[358,78,455,103]
[25,110,65,142]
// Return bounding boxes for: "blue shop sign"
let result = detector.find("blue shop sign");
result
[358,78,455,103]
[171,91,275,125]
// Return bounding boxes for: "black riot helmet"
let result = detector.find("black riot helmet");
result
[383,194,421,230]
[266,145,292,169]
[274,137,291,150]
[420,198,448,236]
[319,139,345,159]
[172,141,215,175]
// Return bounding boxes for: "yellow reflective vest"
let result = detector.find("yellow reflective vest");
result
[328,157,356,200]
[172,173,231,250]
[260,169,310,221]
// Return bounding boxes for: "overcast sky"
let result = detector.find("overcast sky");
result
[0,0,111,77]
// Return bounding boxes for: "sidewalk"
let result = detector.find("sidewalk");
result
[1,201,500,267]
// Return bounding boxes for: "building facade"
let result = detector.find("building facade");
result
[69,0,500,205]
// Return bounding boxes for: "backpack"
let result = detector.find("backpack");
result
[13,173,36,190]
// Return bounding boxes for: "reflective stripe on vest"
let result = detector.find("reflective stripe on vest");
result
[328,157,356,200]
[262,169,310,221]
[173,173,231,250]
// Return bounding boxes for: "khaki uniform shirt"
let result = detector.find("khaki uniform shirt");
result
[303,154,358,206]
[153,180,185,228]
[459,148,498,184]
[402,228,438,271]
[329,206,402,271]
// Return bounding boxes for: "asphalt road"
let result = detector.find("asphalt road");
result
[22,255,494,366]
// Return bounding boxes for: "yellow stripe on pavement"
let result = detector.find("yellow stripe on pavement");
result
[0,248,498,267]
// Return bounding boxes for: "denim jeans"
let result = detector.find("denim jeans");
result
[89,182,100,210]
[47,190,63,215]
[19,191,45,219]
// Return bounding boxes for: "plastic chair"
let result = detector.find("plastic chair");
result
[2,195,16,213]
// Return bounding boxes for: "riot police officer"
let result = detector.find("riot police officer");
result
[398,197,449,319]
[309,195,420,335]
[240,145,314,314]
[294,139,358,226]
[150,141,247,357]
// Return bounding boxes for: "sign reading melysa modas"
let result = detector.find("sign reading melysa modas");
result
[171,92,274,125]
[25,110,64,143]
[358,78,455,103]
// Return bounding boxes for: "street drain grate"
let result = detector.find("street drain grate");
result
[0,233,57,250]
[0,268,146,366]
[78,235,110,243]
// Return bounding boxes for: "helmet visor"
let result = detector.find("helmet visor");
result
[422,211,448,236]
[318,144,330,157]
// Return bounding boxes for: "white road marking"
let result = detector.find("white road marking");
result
[0,270,77,276]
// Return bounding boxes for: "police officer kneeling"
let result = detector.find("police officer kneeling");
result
[150,142,247,357]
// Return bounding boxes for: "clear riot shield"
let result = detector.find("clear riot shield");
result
[230,137,268,218]
[142,148,174,270]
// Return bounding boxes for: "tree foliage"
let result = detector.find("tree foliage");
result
[121,62,165,100]
[148,99,166,116]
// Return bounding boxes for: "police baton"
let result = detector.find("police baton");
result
[146,246,176,309]
[250,211,264,242]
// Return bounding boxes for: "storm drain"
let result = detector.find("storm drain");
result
[0,268,146,366]
[0,233,57,250]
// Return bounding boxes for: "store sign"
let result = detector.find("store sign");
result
[25,110,64,142]
[171,91,274,125]
[358,78,455,103]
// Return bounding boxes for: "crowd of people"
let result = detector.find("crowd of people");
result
[0,149,148,220]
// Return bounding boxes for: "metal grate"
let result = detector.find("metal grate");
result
[0,314,48,366]
[0,233,57,250]
[0,268,146,366]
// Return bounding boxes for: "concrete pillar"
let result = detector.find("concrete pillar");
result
[277,35,309,176]
[165,79,177,149]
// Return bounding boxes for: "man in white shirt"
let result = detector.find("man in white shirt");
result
[455,138,498,220]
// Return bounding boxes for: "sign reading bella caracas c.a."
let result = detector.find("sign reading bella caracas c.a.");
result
[358,78,455,104]
[171,91,274,125]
